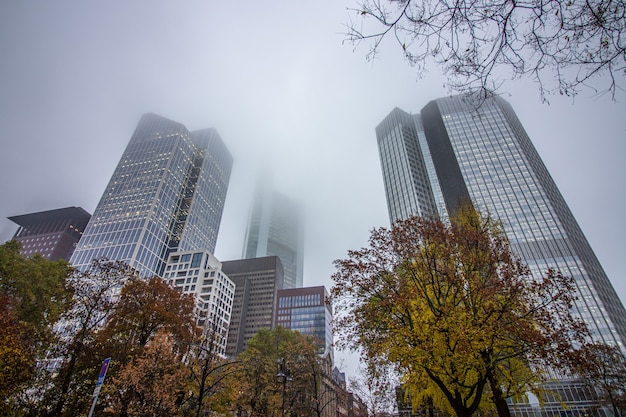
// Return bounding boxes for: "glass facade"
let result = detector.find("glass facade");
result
[423,95,626,348]
[377,94,626,414]
[276,286,333,359]
[376,107,440,223]
[70,113,232,277]
[243,179,303,288]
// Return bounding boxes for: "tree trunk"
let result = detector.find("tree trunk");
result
[195,367,207,417]
[486,368,511,417]
[51,348,79,416]
[426,396,434,417]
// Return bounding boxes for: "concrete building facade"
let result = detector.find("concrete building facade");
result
[221,256,284,357]
[164,250,235,357]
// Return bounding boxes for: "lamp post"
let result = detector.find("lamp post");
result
[276,358,290,417]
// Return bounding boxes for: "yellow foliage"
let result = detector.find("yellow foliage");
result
[331,206,585,417]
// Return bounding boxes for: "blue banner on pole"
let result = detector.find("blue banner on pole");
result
[89,357,111,416]
[96,357,111,387]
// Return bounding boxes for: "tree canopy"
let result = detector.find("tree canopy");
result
[34,259,138,416]
[182,327,242,417]
[0,293,35,408]
[331,208,587,417]
[107,331,189,417]
[235,326,324,417]
[1,254,202,417]
[569,342,626,417]
[0,241,74,413]
[97,275,198,416]
[345,0,625,100]
[0,240,73,337]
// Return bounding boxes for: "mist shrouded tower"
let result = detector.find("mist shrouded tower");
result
[242,177,303,288]
[70,113,233,277]
[376,93,626,413]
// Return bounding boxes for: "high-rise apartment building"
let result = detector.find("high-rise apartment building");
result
[243,179,303,288]
[8,206,91,260]
[376,93,626,414]
[70,113,232,277]
[164,250,235,357]
[275,286,333,358]
[221,256,284,357]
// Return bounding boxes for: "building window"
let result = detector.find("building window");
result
[191,252,202,268]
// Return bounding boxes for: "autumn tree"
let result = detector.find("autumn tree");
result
[97,275,198,416]
[234,327,323,417]
[331,208,587,417]
[107,330,189,417]
[41,259,136,417]
[348,364,397,417]
[292,346,334,417]
[181,321,243,417]
[0,241,73,333]
[570,342,626,416]
[0,241,74,413]
[0,294,34,413]
[345,0,625,100]
[98,275,197,351]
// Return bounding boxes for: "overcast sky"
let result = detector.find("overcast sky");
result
[1,1,624,378]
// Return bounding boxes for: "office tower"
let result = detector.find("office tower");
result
[376,93,626,414]
[376,108,441,222]
[221,256,284,357]
[8,206,91,261]
[164,250,235,357]
[275,286,333,359]
[243,179,304,288]
[70,113,233,277]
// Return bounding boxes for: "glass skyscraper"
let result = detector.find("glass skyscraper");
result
[376,107,441,221]
[242,178,304,288]
[377,93,626,414]
[70,113,233,277]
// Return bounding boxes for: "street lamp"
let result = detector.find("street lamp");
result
[276,358,290,417]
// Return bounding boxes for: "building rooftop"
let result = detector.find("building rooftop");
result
[8,206,91,228]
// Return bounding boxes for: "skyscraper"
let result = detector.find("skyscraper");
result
[8,206,91,261]
[70,113,232,277]
[376,108,441,222]
[377,93,626,414]
[222,256,284,357]
[242,178,303,288]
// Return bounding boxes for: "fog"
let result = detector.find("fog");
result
[1,1,624,379]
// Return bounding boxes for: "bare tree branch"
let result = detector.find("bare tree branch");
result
[344,0,626,100]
